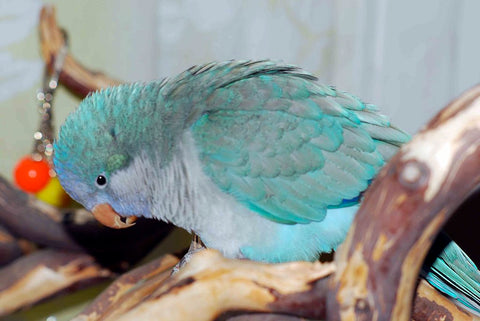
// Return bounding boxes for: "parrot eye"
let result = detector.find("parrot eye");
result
[95,175,108,188]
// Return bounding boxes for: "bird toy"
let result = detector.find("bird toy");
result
[13,40,71,207]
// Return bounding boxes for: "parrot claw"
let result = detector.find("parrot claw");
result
[171,233,206,275]
[92,203,137,229]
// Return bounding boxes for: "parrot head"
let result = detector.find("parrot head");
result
[54,84,162,229]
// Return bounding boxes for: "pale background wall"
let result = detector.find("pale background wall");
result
[1,0,479,180]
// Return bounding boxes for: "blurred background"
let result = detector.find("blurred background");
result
[0,0,479,320]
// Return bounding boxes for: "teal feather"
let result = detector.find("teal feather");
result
[188,62,408,224]
[241,205,359,262]
[423,234,480,314]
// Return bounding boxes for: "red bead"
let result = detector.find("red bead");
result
[14,155,51,193]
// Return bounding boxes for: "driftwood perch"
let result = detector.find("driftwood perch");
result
[0,223,33,266]
[73,250,333,321]
[328,85,480,321]
[72,254,179,321]
[0,249,113,316]
[0,176,83,251]
[72,250,478,321]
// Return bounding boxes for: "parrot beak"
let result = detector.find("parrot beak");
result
[91,203,137,229]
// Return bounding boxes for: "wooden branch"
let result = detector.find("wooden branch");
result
[0,249,113,317]
[327,85,480,321]
[73,250,333,321]
[72,254,179,321]
[71,250,478,321]
[413,279,478,321]
[39,5,121,98]
[0,224,33,266]
[0,176,83,251]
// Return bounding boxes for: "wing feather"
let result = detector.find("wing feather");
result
[188,62,409,224]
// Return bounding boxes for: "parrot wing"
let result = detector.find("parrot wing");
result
[423,233,480,315]
[189,62,410,224]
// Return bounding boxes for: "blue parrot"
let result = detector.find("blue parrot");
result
[53,60,479,313]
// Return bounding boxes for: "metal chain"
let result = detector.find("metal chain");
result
[33,36,68,163]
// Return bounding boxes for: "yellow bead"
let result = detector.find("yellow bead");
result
[36,177,72,208]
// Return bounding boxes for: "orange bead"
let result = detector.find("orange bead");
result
[14,155,51,193]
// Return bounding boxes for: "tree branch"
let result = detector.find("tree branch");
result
[73,254,179,321]
[0,223,34,266]
[0,176,83,251]
[327,85,480,321]
[71,250,478,321]
[0,249,113,317]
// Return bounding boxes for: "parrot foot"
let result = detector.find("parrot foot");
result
[171,233,206,275]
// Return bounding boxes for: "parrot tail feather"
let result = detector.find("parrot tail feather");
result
[422,233,480,316]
